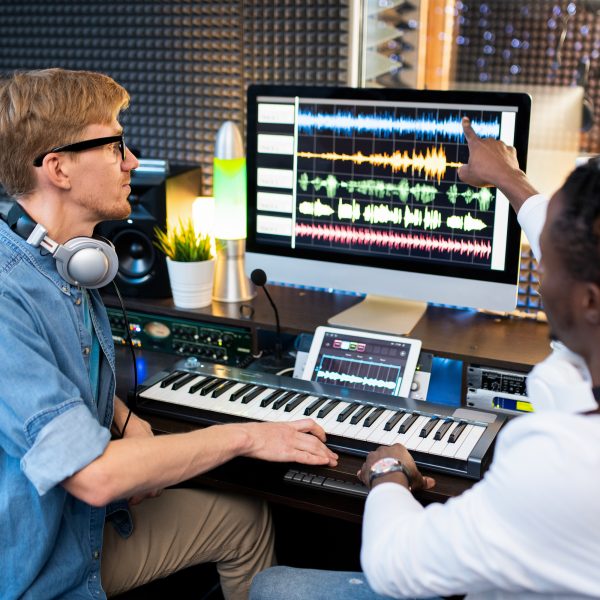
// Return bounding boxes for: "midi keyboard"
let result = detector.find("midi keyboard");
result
[133,360,507,480]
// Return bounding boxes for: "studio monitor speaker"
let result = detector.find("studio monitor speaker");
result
[97,165,202,298]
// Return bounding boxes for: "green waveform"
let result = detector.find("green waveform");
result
[299,172,438,204]
[299,173,495,211]
[447,184,494,211]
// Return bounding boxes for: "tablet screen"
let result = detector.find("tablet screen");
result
[302,326,421,398]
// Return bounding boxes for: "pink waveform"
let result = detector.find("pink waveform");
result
[295,223,492,259]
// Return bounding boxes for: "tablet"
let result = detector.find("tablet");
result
[302,326,422,398]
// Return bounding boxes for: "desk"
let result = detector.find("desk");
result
[106,285,551,369]
[110,286,551,522]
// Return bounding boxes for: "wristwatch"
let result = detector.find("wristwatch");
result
[368,457,412,489]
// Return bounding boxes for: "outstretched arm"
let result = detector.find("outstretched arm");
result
[458,116,539,214]
[62,417,337,507]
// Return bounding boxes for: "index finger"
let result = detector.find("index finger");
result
[289,418,327,442]
[461,116,478,144]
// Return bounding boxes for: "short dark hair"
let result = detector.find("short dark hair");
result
[553,157,600,285]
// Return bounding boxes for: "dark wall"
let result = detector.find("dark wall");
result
[454,0,600,153]
[0,1,349,192]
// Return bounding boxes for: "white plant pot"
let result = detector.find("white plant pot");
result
[166,257,215,308]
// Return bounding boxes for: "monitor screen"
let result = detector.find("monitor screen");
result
[245,85,530,328]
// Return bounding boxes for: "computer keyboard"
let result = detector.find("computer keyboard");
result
[283,468,369,498]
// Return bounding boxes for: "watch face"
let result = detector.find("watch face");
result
[372,456,400,475]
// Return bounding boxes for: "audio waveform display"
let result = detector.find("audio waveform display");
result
[298,173,495,211]
[297,110,501,141]
[315,369,397,390]
[315,354,402,394]
[447,184,494,212]
[297,146,462,183]
[298,199,487,232]
[295,222,492,259]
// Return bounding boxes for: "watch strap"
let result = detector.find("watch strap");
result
[369,462,412,490]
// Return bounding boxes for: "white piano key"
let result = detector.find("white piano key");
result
[453,425,486,461]
[441,424,474,458]
[278,395,319,421]
[413,419,445,453]
[403,416,431,450]
[365,409,402,443]
[325,403,362,436]
[204,382,252,415]
[240,388,281,420]
[353,408,388,441]
[315,401,355,434]
[427,421,458,456]
[335,406,381,440]
[373,411,413,446]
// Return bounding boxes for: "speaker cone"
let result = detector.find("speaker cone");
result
[113,228,155,282]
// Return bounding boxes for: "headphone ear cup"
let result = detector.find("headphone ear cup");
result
[55,237,119,288]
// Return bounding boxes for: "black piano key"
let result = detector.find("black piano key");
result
[363,407,385,427]
[304,397,328,416]
[188,377,215,394]
[272,391,297,410]
[434,419,454,440]
[200,379,225,396]
[384,411,405,431]
[171,373,199,391]
[448,421,467,443]
[350,405,372,425]
[241,386,266,404]
[230,383,255,402]
[420,416,439,438]
[159,370,187,388]
[260,389,286,408]
[211,380,237,398]
[337,403,360,423]
[317,400,340,419]
[285,393,308,412]
[398,413,418,434]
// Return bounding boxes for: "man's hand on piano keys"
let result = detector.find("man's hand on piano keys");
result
[357,444,436,493]
[240,418,339,466]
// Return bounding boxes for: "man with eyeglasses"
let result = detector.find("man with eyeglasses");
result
[0,68,337,600]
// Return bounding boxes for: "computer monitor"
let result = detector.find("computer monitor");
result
[245,85,531,334]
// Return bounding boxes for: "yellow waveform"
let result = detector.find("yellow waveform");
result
[297,147,463,183]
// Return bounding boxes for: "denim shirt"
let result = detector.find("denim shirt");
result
[0,220,131,599]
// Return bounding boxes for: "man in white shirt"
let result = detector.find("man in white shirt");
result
[250,118,600,599]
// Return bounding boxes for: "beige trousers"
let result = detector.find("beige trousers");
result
[101,488,276,600]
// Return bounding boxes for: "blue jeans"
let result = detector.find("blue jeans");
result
[250,566,442,599]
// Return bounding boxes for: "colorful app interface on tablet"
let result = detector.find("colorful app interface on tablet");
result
[308,330,419,397]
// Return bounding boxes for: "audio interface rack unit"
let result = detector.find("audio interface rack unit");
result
[106,307,253,368]
[466,364,531,415]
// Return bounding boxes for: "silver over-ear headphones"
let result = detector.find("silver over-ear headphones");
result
[4,203,119,288]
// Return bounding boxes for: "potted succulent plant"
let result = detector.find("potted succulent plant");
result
[153,219,215,308]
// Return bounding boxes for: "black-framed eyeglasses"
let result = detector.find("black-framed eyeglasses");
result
[33,134,126,167]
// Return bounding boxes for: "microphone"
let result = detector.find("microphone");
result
[250,269,282,361]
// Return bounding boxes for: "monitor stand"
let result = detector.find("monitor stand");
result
[328,294,427,336]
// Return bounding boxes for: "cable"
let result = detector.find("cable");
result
[111,281,135,438]
[275,367,294,376]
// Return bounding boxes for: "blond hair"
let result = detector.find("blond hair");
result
[0,68,129,197]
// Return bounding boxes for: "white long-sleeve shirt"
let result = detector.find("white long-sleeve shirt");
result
[361,195,600,599]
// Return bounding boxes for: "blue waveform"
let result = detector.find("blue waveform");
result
[297,110,500,141]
